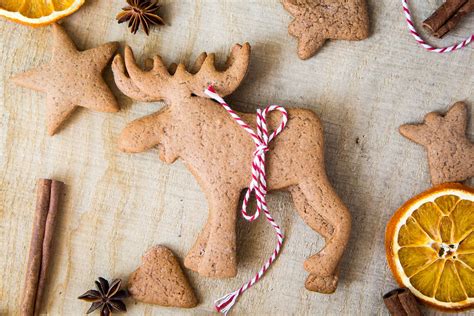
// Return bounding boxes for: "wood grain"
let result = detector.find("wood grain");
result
[0,0,472,315]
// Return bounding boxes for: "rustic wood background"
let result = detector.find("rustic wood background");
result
[0,0,472,315]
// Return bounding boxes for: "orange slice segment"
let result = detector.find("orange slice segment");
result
[386,183,474,311]
[0,0,84,27]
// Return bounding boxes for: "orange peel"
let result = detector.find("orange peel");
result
[0,0,85,27]
[386,183,474,311]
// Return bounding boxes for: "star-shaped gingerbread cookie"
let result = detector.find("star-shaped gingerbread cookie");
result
[281,0,370,59]
[400,102,474,185]
[11,24,119,135]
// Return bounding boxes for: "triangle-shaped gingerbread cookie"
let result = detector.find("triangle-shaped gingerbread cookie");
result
[128,245,198,308]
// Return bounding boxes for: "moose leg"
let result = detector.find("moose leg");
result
[184,219,212,273]
[291,178,351,293]
[290,186,334,239]
[185,189,240,278]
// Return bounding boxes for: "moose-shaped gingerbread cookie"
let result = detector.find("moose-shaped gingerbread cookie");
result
[112,43,351,294]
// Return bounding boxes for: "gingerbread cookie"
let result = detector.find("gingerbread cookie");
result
[400,102,474,185]
[11,23,119,135]
[112,43,351,294]
[281,0,370,59]
[128,246,197,308]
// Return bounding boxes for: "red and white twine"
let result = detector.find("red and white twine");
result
[198,1,470,313]
[402,0,473,52]
[205,86,288,315]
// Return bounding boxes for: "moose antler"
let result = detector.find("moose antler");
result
[112,43,251,101]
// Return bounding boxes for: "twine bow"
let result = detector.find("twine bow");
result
[204,86,288,315]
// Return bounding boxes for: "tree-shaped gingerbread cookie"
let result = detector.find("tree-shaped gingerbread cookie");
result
[400,102,473,185]
[281,0,370,59]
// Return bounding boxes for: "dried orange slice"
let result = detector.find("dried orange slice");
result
[386,183,474,311]
[0,0,84,27]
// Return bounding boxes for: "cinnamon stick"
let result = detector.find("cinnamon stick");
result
[21,179,63,316]
[399,290,422,316]
[433,1,474,38]
[383,288,422,316]
[423,0,474,38]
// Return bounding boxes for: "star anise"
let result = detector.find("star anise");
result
[116,0,165,35]
[78,278,128,316]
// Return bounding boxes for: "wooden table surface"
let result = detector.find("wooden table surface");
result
[0,0,472,315]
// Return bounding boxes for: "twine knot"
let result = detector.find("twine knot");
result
[253,143,269,156]
[204,85,288,315]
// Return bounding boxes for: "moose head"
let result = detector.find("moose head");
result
[112,44,351,295]
[112,43,250,163]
